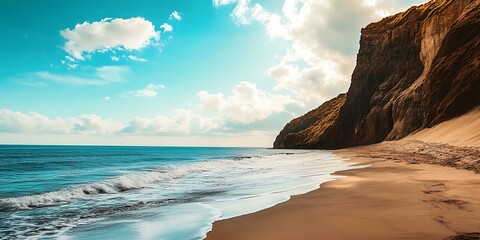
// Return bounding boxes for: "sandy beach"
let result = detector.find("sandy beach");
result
[207,140,480,239]
[207,108,480,240]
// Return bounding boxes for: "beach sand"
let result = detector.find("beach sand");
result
[206,110,480,240]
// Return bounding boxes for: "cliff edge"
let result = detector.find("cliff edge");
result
[274,0,480,149]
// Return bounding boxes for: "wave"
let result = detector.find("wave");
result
[0,159,242,211]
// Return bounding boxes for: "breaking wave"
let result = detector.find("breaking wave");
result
[0,159,241,211]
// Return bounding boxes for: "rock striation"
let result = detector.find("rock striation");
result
[274,0,480,149]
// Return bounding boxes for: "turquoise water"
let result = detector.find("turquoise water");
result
[0,145,359,239]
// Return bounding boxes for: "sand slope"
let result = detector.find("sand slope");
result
[406,107,480,148]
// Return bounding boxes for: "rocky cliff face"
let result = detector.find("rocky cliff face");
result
[274,0,480,149]
[274,94,346,149]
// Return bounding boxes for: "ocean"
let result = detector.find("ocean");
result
[0,145,360,240]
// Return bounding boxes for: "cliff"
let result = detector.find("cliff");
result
[274,0,480,149]
[274,94,346,149]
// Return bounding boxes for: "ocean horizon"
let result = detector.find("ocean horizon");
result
[0,145,360,239]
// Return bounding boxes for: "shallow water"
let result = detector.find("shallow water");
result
[0,145,360,239]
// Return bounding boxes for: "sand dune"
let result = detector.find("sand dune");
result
[406,107,480,148]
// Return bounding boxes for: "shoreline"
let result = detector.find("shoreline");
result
[206,141,480,240]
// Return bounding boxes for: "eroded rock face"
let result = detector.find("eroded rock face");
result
[273,94,346,149]
[274,0,480,149]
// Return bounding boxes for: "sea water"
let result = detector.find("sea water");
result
[0,145,360,240]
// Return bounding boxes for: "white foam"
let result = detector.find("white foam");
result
[0,159,243,211]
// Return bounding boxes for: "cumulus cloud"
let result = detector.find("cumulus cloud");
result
[218,0,289,38]
[198,81,303,124]
[0,108,219,137]
[0,109,122,135]
[215,0,427,102]
[0,109,69,134]
[170,11,182,21]
[288,0,375,56]
[122,109,219,134]
[245,3,290,39]
[160,23,173,33]
[0,93,295,139]
[71,114,123,134]
[129,83,165,97]
[274,62,350,102]
[37,66,129,85]
[61,17,160,60]
[269,52,353,102]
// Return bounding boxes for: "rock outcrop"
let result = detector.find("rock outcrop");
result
[274,94,346,149]
[274,0,480,149]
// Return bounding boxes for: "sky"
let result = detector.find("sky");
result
[0,0,427,147]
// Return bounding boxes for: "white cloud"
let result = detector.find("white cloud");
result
[198,81,303,124]
[72,114,123,134]
[17,81,47,87]
[37,66,129,85]
[129,83,165,97]
[215,0,427,102]
[95,66,129,82]
[0,108,216,137]
[213,0,236,7]
[128,55,148,62]
[61,17,160,60]
[269,52,353,102]
[160,23,173,33]
[170,11,182,21]
[272,62,350,102]
[104,96,110,101]
[0,109,122,135]
[61,56,78,69]
[218,1,290,39]
[122,109,219,134]
[37,72,106,85]
[111,56,119,61]
[231,0,250,24]
[0,108,271,145]
[0,109,69,134]
[250,4,290,39]
[0,103,292,146]
[65,56,76,62]
[66,63,78,69]
[282,0,300,22]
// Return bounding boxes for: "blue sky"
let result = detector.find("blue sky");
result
[0,0,426,147]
